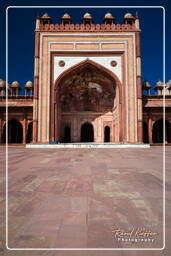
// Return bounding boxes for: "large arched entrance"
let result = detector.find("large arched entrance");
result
[52,59,123,143]
[2,119,23,143]
[81,122,94,142]
[152,119,171,143]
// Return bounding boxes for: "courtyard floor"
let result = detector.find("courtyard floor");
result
[0,146,171,256]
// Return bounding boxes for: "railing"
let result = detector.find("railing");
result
[143,88,171,96]
[0,95,34,100]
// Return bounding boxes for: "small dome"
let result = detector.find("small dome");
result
[83,12,92,19]
[166,80,171,88]
[11,81,20,88]
[62,13,71,19]
[156,80,164,88]
[104,12,113,19]
[146,82,151,88]
[0,79,5,88]
[143,81,151,89]
[124,12,134,19]
[25,80,33,88]
[42,13,50,18]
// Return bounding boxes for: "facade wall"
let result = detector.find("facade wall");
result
[36,32,139,143]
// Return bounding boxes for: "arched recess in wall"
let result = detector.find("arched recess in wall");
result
[104,126,110,142]
[81,122,94,142]
[52,58,124,143]
[152,119,171,143]
[143,121,149,143]
[64,126,71,143]
[2,119,23,143]
[26,122,33,143]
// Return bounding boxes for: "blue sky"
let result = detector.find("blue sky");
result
[0,0,170,93]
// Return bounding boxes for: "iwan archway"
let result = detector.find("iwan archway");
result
[51,59,124,143]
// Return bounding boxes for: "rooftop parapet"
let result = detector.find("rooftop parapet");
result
[35,12,141,32]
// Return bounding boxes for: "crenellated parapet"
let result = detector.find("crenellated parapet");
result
[35,12,141,32]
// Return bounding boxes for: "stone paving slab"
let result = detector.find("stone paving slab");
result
[0,146,171,255]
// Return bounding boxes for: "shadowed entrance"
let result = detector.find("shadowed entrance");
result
[64,126,71,143]
[152,119,171,143]
[81,122,94,142]
[2,119,23,143]
[104,126,110,142]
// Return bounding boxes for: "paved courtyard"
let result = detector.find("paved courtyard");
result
[0,146,171,256]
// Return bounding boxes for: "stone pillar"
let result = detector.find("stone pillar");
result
[136,31,143,143]
[148,117,153,144]
[33,31,40,143]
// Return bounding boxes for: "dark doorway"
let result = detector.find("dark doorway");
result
[64,126,71,142]
[143,122,149,143]
[81,122,94,142]
[26,122,33,143]
[3,119,23,143]
[152,119,171,143]
[152,119,163,143]
[104,126,110,142]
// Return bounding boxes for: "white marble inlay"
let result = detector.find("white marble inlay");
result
[26,143,150,149]
[54,56,122,82]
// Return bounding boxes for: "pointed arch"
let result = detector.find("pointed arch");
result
[81,122,94,142]
[104,126,111,142]
[50,58,124,143]
[54,58,122,103]
[2,119,23,143]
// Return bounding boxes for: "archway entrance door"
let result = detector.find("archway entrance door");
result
[54,60,122,143]
[64,126,71,143]
[2,119,23,143]
[81,122,94,142]
[152,119,171,143]
[104,126,110,142]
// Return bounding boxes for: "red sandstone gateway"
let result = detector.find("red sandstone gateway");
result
[0,12,171,144]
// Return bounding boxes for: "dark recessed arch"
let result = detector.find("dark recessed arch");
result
[152,119,171,143]
[81,122,94,142]
[104,126,110,142]
[2,119,23,143]
[64,126,71,143]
